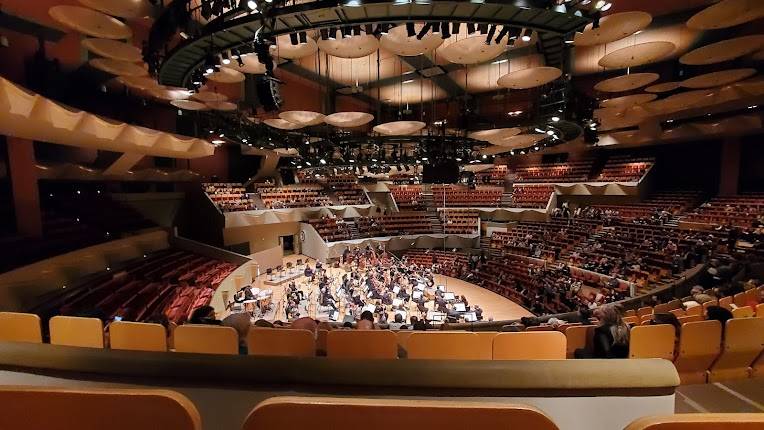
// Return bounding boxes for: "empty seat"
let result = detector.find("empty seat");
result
[109,321,167,352]
[564,325,595,359]
[708,318,764,382]
[624,413,764,430]
[0,386,201,430]
[493,332,566,360]
[629,325,675,360]
[0,312,42,343]
[49,316,104,349]
[673,320,722,385]
[173,325,238,355]
[247,328,315,357]
[757,303,764,318]
[732,307,754,319]
[405,332,488,360]
[326,330,397,359]
[678,315,704,324]
[242,396,559,430]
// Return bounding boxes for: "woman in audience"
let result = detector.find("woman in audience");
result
[591,304,630,359]
[188,305,221,325]
[222,312,252,355]
[706,306,734,339]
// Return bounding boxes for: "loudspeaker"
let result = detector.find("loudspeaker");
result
[255,75,281,112]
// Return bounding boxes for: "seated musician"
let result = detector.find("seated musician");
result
[304,265,313,277]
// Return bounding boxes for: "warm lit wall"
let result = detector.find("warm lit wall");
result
[223,221,300,254]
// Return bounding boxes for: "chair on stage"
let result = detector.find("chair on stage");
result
[242,397,559,430]
[0,386,201,430]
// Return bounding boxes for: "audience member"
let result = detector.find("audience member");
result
[188,306,221,325]
[222,312,252,354]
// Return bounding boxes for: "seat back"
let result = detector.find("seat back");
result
[0,312,42,343]
[476,332,498,355]
[49,316,104,349]
[731,306,754,319]
[405,332,487,360]
[624,413,764,430]
[109,321,167,352]
[0,386,201,430]
[708,317,764,382]
[678,315,704,324]
[673,320,722,385]
[395,330,414,347]
[326,330,397,359]
[173,325,238,355]
[718,296,733,310]
[623,316,639,325]
[637,306,653,317]
[629,325,675,360]
[733,292,748,308]
[242,396,559,430]
[564,325,595,358]
[757,303,764,318]
[685,306,703,317]
[247,328,315,357]
[493,332,566,360]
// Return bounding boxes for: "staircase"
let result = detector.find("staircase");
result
[501,192,514,207]
[248,192,267,209]
[420,193,435,210]
[588,155,609,181]
[663,214,683,228]
[426,211,444,234]
[346,220,361,239]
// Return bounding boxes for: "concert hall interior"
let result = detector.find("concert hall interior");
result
[1,0,764,428]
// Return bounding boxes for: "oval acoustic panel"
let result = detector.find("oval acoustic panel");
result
[497,67,562,90]
[598,41,676,69]
[264,118,304,130]
[271,35,319,60]
[324,112,374,128]
[89,58,148,77]
[78,0,151,19]
[117,76,161,91]
[149,87,191,101]
[645,82,682,93]
[594,73,660,93]
[681,68,757,89]
[279,111,325,126]
[379,24,443,56]
[373,121,426,136]
[207,101,238,111]
[574,11,652,47]
[318,35,379,59]
[191,92,229,103]
[49,5,132,39]
[643,89,715,114]
[468,128,521,144]
[225,55,273,74]
[440,36,506,64]
[171,100,208,111]
[82,38,142,63]
[600,93,657,109]
[207,68,245,84]
[679,35,764,65]
[687,0,764,30]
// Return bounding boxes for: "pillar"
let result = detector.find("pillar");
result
[6,137,42,237]
[719,138,740,196]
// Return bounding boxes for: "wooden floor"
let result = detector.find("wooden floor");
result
[249,254,532,323]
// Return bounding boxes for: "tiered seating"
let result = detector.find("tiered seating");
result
[683,194,764,228]
[331,183,369,205]
[490,219,597,260]
[356,212,434,237]
[431,185,503,207]
[51,249,236,324]
[513,160,594,183]
[308,217,352,242]
[509,184,554,208]
[390,185,424,210]
[258,185,331,209]
[440,209,480,234]
[401,249,469,278]
[474,165,508,185]
[588,191,702,221]
[203,182,256,212]
[594,156,654,182]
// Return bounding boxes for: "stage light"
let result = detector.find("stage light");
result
[341,27,351,38]
[485,25,497,45]
[344,0,362,6]
[432,22,440,34]
[552,116,560,122]
[379,24,390,35]
[521,31,531,42]
[221,52,231,65]
[353,25,361,36]
[320,158,327,165]
[494,26,509,44]
[601,2,612,11]
[451,22,461,34]
[320,29,329,40]
[329,28,338,40]
[416,22,433,40]
[246,0,257,10]
[406,22,416,37]
[592,11,601,28]
[466,23,476,34]
[289,33,299,45]
[365,24,374,34]
[479,23,488,34]
[298,31,307,44]
[441,21,450,38]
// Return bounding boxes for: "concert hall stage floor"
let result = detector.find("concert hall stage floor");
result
[247,254,532,323]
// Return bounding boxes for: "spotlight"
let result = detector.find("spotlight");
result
[485,25,497,45]
[379,24,390,35]
[298,31,307,44]
[406,22,416,37]
[221,52,231,65]
[592,12,601,28]
[246,0,257,10]
[353,25,361,36]
[441,21,450,38]
[289,33,299,45]
[431,22,440,34]
[479,23,488,34]
[495,26,510,44]
[601,2,612,11]
[320,28,329,40]
[451,22,461,34]
[344,0,362,5]
[341,27,351,38]
[365,24,374,35]
[551,116,560,122]
[416,22,433,40]
[328,28,337,40]
[466,23,476,34]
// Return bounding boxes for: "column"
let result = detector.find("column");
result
[6,137,42,237]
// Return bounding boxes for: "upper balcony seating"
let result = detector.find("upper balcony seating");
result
[257,185,331,209]
[401,249,469,279]
[331,183,370,206]
[203,182,256,212]
[509,184,554,208]
[474,165,508,185]
[307,217,353,242]
[594,156,655,182]
[440,209,480,234]
[490,219,597,261]
[356,212,434,237]
[390,185,424,210]
[513,160,594,183]
[432,185,503,207]
[589,191,703,221]
[682,194,764,228]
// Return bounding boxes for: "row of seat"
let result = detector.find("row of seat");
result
[0,386,761,430]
